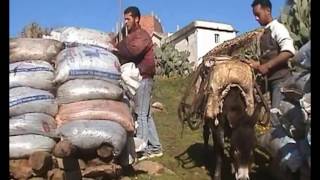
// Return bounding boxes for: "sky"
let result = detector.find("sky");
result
[10,0,286,37]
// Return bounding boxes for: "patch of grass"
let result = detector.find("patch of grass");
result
[130,76,275,180]
[148,76,210,179]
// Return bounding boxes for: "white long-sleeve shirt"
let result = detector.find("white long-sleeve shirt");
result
[265,19,296,55]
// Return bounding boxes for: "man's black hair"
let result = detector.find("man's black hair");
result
[251,0,272,10]
[124,6,141,19]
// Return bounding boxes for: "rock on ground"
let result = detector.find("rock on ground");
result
[133,160,175,176]
[151,102,165,112]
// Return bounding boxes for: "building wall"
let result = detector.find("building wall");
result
[171,28,235,64]
[173,30,198,64]
[196,28,236,60]
[152,36,162,47]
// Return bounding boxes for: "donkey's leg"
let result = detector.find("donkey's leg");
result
[213,125,224,180]
[203,121,210,149]
[203,121,211,166]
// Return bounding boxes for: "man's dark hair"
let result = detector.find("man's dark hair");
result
[251,0,272,10]
[124,6,141,18]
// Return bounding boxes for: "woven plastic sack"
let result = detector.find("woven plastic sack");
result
[56,79,123,104]
[10,38,64,63]
[10,134,56,158]
[10,60,54,90]
[293,40,310,69]
[10,113,57,138]
[10,87,58,117]
[43,27,115,51]
[56,120,127,156]
[55,99,134,132]
[257,128,303,172]
[54,46,121,84]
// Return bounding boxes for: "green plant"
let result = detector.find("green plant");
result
[279,0,311,49]
[154,43,191,77]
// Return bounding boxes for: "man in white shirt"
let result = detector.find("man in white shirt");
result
[250,0,296,126]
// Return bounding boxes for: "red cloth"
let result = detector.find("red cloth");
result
[116,27,155,78]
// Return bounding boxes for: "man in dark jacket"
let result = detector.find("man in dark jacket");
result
[115,6,162,161]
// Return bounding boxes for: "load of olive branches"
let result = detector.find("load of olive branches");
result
[203,28,264,62]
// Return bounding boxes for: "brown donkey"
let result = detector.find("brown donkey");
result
[203,87,260,180]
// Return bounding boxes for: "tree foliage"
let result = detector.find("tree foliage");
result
[20,22,52,38]
[279,0,311,49]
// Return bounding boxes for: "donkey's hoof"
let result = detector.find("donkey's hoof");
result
[213,174,221,180]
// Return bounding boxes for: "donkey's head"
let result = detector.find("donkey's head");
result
[230,117,257,180]
[222,87,259,180]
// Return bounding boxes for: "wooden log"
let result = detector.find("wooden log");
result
[86,158,108,167]
[28,151,53,176]
[64,170,82,180]
[53,156,86,170]
[78,159,87,170]
[53,140,77,158]
[55,157,80,171]
[82,164,122,178]
[28,177,46,180]
[47,168,65,180]
[9,159,33,180]
[48,168,82,180]
[96,143,114,161]
[52,156,59,169]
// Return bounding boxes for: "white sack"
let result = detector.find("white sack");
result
[54,46,121,84]
[56,120,127,156]
[10,60,54,90]
[56,79,123,104]
[10,134,56,158]
[10,87,58,116]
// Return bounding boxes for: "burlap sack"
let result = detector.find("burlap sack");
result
[10,38,64,63]
[205,58,254,120]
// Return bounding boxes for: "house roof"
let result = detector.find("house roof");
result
[164,20,237,44]
[140,15,164,36]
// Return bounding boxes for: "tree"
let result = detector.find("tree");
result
[20,22,52,38]
[279,0,311,49]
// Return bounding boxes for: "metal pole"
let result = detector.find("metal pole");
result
[119,0,123,41]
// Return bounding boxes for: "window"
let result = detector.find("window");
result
[214,34,220,43]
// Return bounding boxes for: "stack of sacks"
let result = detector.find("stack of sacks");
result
[50,27,135,159]
[257,41,311,176]
[9,38,64,159]
[43,26,115,51]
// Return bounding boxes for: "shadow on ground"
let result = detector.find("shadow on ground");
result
[174,143,277,180]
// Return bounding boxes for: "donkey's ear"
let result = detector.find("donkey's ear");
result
[249,103,263,127]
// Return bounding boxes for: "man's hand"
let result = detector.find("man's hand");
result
[244,59,260,69]
[256,64,270,75]
[245,59,269,75]
[249,61,260,69]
